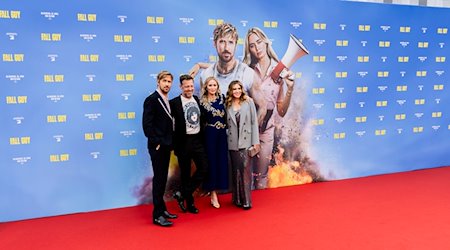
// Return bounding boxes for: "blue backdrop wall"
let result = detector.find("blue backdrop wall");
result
[1,0,449,222]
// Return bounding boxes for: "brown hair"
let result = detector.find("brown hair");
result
[225,80,248,108]
[179,74,193,85]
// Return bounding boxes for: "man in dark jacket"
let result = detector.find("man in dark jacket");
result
[142,70,178,227]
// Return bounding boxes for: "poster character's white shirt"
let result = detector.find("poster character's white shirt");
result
[200,61,254,94]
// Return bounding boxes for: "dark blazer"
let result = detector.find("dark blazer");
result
[142,91,173,149]
[170,95,204,155]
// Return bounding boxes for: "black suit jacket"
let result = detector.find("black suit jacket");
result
[142,91,173,149]
[169,95,204,155]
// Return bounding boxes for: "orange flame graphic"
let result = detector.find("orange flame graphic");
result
[268,145,316,188]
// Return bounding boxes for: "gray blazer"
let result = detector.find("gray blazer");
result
[226,98,260,151]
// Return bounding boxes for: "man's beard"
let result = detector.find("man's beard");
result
[159,86,170,94]
[219,52,233,63]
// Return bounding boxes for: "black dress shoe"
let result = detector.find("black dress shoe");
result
[163,211,178,219]
[173,191,187,212]
[243,204,252,210]
[187,204,199,214]
[153,216,173,227]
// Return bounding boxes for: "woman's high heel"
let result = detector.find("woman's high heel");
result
[210,191,220,208]
[211,199,220,208]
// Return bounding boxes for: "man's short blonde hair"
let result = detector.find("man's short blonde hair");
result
[213,23,238,43]
[157,70,173,82]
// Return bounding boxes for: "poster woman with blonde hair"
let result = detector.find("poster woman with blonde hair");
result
[243,27,294,189]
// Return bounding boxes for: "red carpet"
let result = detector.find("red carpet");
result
[1,167,450,249]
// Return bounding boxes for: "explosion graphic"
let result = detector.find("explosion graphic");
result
[268,144,322,188]
[268,86,325,188]
[134,153,182,204]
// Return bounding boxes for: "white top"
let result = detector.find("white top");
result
[180,95,200,134]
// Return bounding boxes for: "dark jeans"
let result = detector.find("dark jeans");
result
[176,134,208,205]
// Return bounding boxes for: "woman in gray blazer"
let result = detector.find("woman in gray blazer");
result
[225,80,260,210]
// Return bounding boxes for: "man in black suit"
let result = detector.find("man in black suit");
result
[142,70,178,227]
[170,74,208,214]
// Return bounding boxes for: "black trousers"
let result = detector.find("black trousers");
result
[176,134,208,205]
[149,144,171,219]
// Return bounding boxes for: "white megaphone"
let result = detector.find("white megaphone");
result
[271,34,309,83]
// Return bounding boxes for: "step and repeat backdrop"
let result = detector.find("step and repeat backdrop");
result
[1,0,449,221]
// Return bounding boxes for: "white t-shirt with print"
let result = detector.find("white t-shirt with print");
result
[180,95,201,135]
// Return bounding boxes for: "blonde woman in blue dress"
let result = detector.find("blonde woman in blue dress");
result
[200,76,228,208]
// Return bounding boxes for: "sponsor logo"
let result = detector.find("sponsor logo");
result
[41,11,59,20]
[46,94,65,102]
[53,135,64,142]
[85,113,101,121]
[179,17,194,24]
[290,22,302,29]
[86,74,96,82]
[13,156,31,164]
[184,55,192,62]
[380,25,390,32]
[6,74,24,83]
[91,152,100,159]
[116,54,132,62]
[120,130,136,137]
[6,32,17,40]
[80,34,97,42]
[13,117,24,124]
[117,15,127,22]
[48,54,58,62]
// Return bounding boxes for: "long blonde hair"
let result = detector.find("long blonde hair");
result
[200,76,221,105]
[225,80,248,108]
[243,27,279,67]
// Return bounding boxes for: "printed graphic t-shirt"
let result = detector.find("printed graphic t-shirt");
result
[180,95,200,135]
